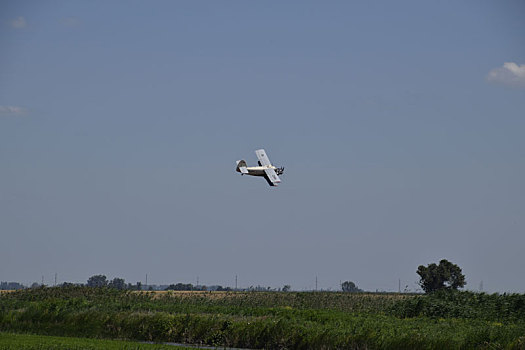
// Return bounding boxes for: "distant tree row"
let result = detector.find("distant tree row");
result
[165,283,205,291]
[3,259,467,294]
[85,276,236,291]
[86,275,145,290]
[0,282,25,290]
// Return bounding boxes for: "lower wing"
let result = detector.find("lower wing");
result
[264,168,281,186]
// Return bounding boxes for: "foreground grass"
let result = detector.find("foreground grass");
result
[1,287,525,349]
[0,332,192,350]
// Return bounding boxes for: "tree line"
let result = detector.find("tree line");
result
[2,259,466,294]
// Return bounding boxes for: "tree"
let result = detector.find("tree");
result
[0,282,25,290]
[342,281,362,293]
[417,259,466,293]
[282,285,291,292]
[165,283,193,291]
[108,278,126,290]
[87,275,108,288]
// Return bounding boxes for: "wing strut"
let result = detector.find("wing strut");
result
[255,149,272,166]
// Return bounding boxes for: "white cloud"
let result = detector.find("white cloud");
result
[487,62,525,88]
[0,106,26,116]
[10,16,27,29]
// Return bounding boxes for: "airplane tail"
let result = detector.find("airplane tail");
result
[236,160,248,174]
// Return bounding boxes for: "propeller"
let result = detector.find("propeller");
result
[276,167,285,176]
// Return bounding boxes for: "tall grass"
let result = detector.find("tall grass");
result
[389,289,525,321]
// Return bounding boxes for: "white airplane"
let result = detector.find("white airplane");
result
[236,149,284,187]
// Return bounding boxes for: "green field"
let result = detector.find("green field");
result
[0,332,193,350]
[1,287,524,349]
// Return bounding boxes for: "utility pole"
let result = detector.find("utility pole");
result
[54,273,57,286]
[41,275,44,286]
[145,274,148,289]
[235,275,238,291]
[398,279,401,293]
[315,276,318,291]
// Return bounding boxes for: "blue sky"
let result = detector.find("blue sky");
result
[1,1,524,292]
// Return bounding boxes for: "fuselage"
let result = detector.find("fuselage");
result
[241,165,278,177]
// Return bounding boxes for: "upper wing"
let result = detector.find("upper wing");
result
[264,168,281,186]
[255,149,272,167]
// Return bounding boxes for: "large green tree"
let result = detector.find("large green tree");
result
[87,275,108,288]
[417,259,466,293]
[341,281,362,293]
[108,278,126,290]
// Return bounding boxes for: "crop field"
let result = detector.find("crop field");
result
[1,287,524,349]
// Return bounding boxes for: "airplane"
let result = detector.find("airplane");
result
[236,149,284,187]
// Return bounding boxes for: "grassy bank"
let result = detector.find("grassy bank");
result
[1,287,524,349]
[0,332,192,350]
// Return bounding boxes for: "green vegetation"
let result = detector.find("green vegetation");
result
[1,287,524,349]
[341,281,362,293]
[417,259,466,293]
[0,332,191,349]
[389,289,525,322]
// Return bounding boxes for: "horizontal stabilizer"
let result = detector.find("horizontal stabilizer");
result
[236,160,248,174]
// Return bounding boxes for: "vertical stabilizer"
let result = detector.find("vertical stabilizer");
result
[236,160,248,174]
